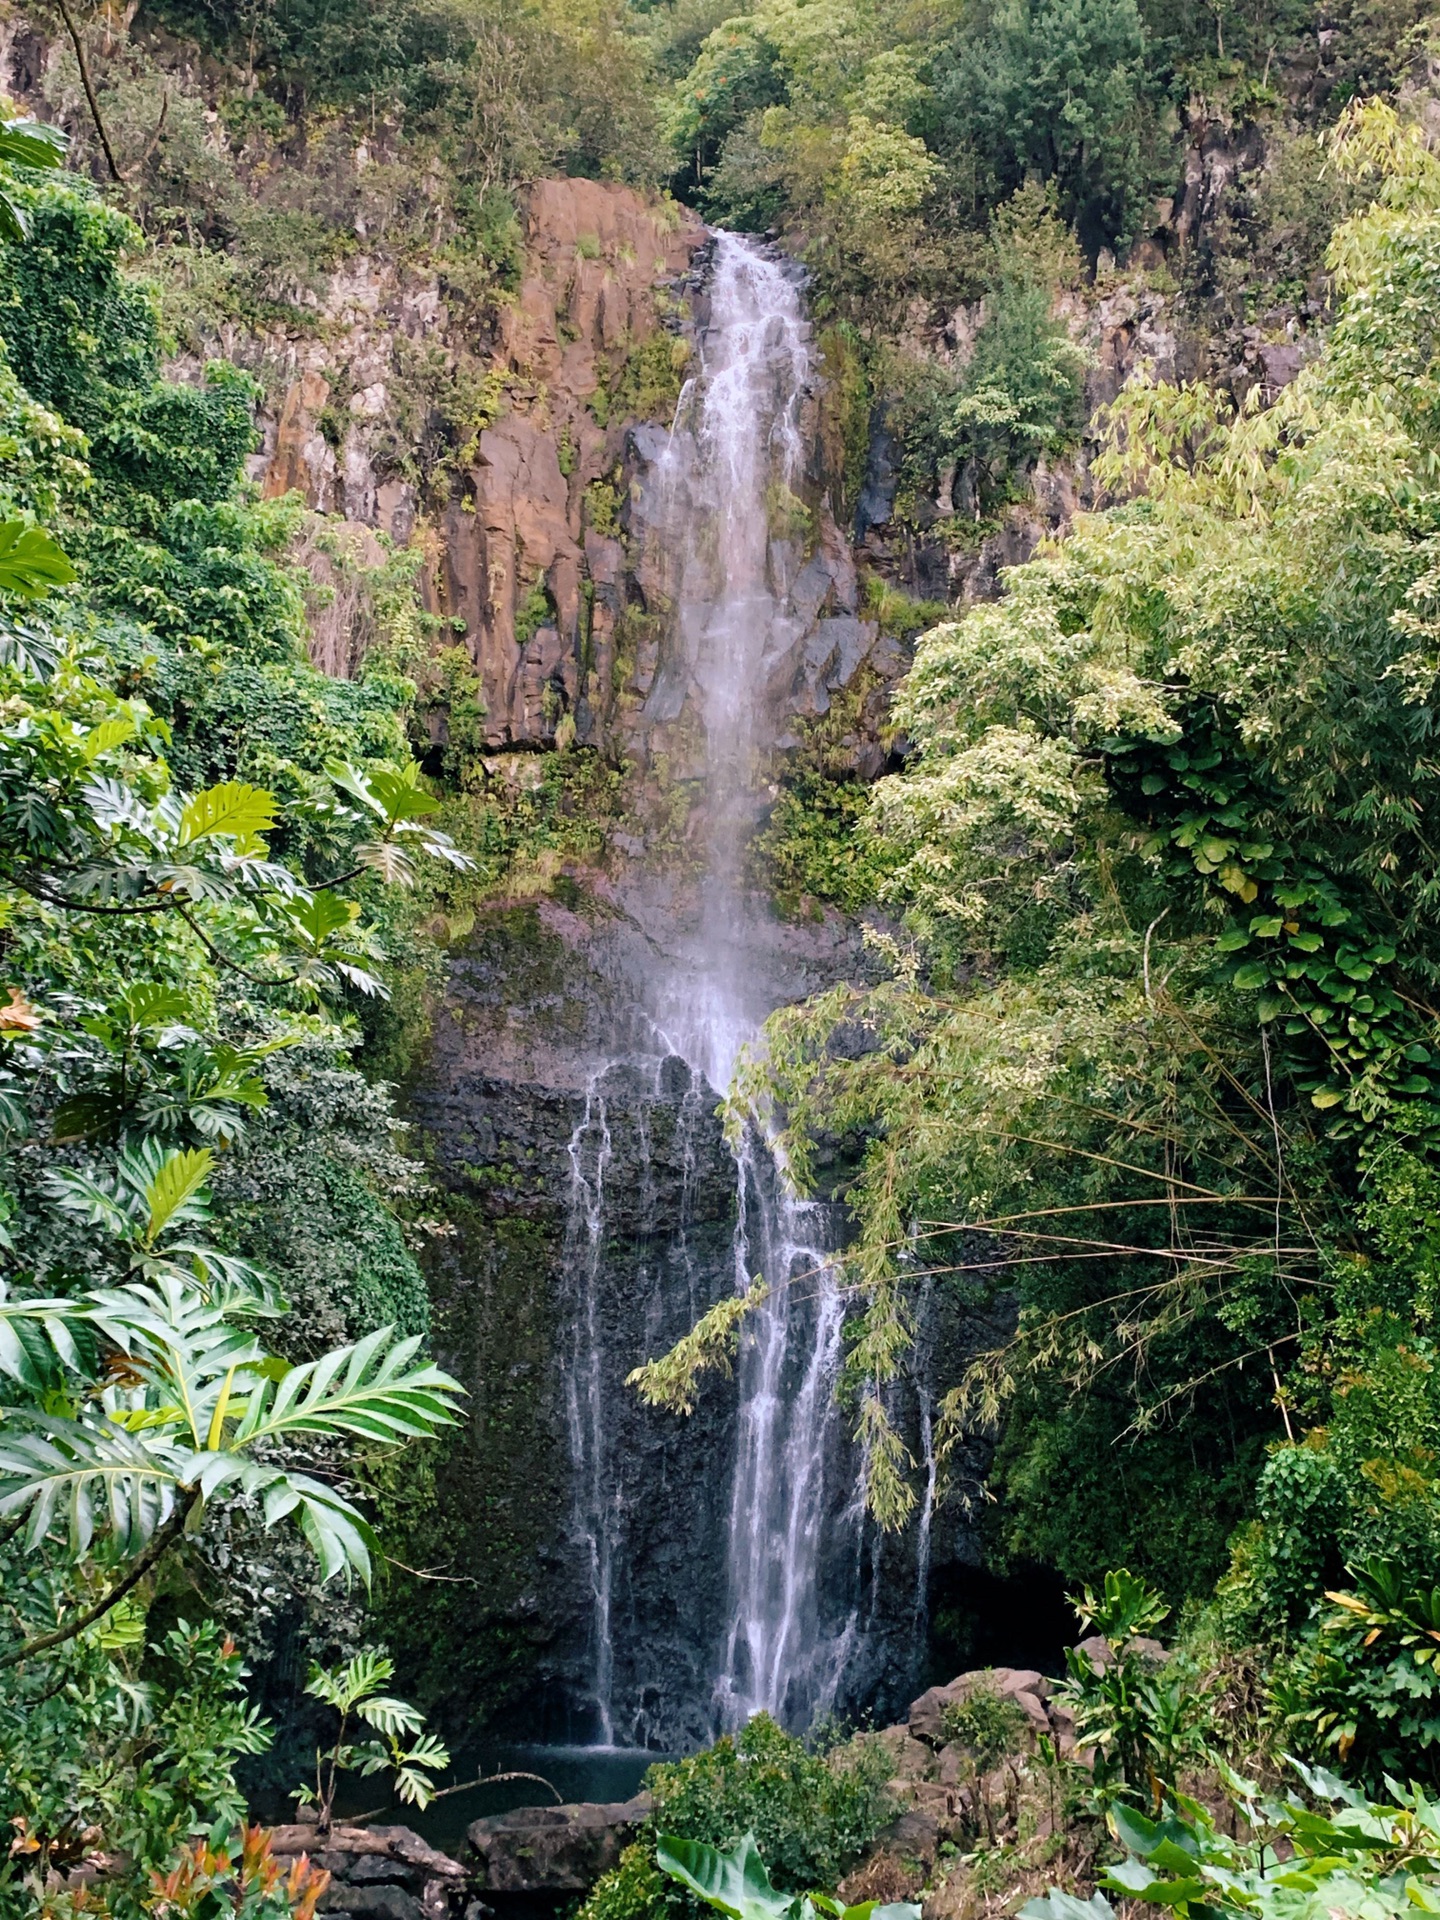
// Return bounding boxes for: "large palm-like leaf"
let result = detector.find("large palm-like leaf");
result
[0,1281,84,1388]
[0,1411,184,1554]
[229,1324,459,1448]
[0,1277,463,1586]
[44,1143,284,1306]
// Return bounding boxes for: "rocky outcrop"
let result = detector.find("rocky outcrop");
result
[906,1666,1055,1746]
[465,1797,650,1893]
[229,179,917,770]
[268,1824,469,1920]
[430,183,703,754]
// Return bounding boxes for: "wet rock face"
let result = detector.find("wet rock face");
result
[407,898,745,1746]
[401,891,1002,1748]
[465,1797,651,1893]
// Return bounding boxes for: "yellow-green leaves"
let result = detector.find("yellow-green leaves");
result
[143,1147,213,1248]
[79,716,137,763]
[177,781,277,855]
[627,1281,768,1414]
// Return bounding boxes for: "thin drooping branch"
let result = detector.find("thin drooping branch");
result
[345,1770,564,1826]
[51,0,124,184]
[0,1487,198,1668]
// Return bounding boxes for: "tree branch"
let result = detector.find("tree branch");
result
[0,1487,198,1668]
[51,0,124,185]
[344,1770,564,1826]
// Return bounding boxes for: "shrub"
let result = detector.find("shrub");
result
[577,1716,895,1920]
[1270,1558,1440,1789]
[939,1683,1029,1769]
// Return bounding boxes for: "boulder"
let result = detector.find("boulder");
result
[876,1810,941,1867]
[319,1887,426,1920]
[873,1724,940,1779]
[837,1814,938,1908]
[923,1867,983,1920]
[268,1825,467,1920]
[1047,1699,1082,1757]
[465,1796,650,1893]
[1073,1634,1168,1673]
[907,1666,1052,1746]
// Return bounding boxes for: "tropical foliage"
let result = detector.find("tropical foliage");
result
[579,1717,896,1920]
[0,111,465,1915]
[1025,1764,1440,1920]
[713,103,1440,1667]
[656,1831,919,1920]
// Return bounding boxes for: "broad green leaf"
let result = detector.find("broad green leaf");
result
[0,1286,80,1387]
[286,888,358,948]
[1020,1894,1116,1920]
[80,715,137,763]
[0,118,67,170]
[230,1323,463,1450]
[1110,1803,1167,1855]
[0,1415,185,1556]
[178,780,277,851]
[0,521,76,597]
[656,1834,797,1920]
[306,1651,394,1712]
[366,765,441,822]
[119,982,195,1030]
[144,1147,215,1246]
[326,760,390,819]
[359,1695,425,1737]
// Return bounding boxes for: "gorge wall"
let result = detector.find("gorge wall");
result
[182,150,1291,1746]
[214,173,999,1745]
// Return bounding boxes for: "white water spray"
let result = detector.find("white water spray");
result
[561,233,870,1742]
[563,1072,619,1745]
[655,234,863,1731]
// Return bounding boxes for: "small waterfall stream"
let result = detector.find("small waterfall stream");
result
[561,233,871,1744]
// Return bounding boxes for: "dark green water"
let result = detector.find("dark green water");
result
[383,1744,663,1856]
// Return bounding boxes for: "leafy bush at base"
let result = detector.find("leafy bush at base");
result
[578,1716,895,1920]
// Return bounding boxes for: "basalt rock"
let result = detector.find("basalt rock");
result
[907,1666,1053,1747]
[268,1824,469,1920]
[464,1797,651,1893]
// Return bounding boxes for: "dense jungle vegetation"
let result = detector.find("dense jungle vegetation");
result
[3,0,1440,1905]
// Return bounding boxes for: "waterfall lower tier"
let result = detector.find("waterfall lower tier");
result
[715,1145,859,1731]
[412,898,1000,1747]
[562,1031,869,1742]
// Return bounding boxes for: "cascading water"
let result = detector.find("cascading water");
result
[563,1072,618,1745]
[559,233,887,1746]
[652,233,867,1731]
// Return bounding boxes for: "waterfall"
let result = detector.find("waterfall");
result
[653,233,865,1733]
[558,232,874,1746]
[563,1070,618,1745]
